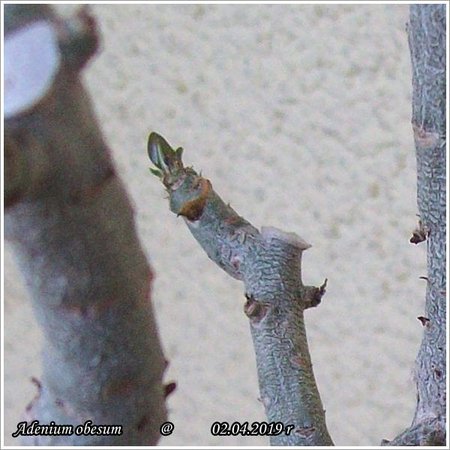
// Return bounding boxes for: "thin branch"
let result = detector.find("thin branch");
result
[5,5,167,445]
[147,132,333,446]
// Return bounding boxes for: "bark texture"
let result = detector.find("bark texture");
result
[5,5,167,445]
[148,133,333,446]
[383,4,446,446]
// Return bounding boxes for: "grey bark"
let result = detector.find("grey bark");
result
[5,5,167,445]
[383,4,446,446]
[148,4,447,447]
[148,133,333,446]
[5,3,446,447]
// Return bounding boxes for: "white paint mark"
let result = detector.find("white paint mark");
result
[4,21,61,118]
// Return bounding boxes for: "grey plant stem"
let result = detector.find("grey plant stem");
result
[148,132,333,446]
[5,5,167,445]
[382,4,446,446]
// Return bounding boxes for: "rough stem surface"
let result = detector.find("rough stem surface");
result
[5,5,167,445]
[383,4,446,446]
[148,133,333,446]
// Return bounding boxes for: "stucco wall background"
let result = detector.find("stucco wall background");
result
[4,3,427,446]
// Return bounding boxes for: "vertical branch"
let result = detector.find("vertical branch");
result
[383,4,446,446]
[5,5,167,445]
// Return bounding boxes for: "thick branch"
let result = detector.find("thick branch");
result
[5,5,167,445]
[148,133,333,445]
[384,4,446,446]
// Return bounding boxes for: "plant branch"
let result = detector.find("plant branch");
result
[383,4,446,446]
[147,132,333,446]
[5,5,167,445]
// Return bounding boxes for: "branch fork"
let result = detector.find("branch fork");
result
[148,132,333,446]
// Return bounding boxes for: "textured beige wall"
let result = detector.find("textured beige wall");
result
[4,4,426,446]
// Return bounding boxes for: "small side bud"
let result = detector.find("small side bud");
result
[417,316,430,326]
[302,280,327,310]
[410,219,429,244]
[149,167,162,178]
[164,381,177,398]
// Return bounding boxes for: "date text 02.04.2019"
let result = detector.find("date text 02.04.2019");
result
[211,421,294,437]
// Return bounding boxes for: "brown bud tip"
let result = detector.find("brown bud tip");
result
[417,316,430,326]
[244,294,270,324]
[410,232,427,244]
[410,220,429,244]
[164,382,177,398]
[30,377,42,391]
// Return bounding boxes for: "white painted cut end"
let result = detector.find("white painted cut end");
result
[261,226,312,251]
[4,21,61,119]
